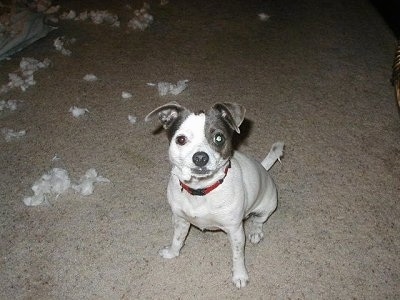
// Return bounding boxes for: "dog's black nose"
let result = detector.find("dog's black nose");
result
[192,151,209,167]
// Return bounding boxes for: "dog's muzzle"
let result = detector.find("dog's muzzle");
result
[192,151,209,167]
[180,161,231,196]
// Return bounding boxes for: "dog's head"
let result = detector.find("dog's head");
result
[145,102,245,181]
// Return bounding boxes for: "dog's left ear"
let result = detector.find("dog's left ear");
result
[212,103,246,134]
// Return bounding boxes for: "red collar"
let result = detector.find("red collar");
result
[179,161,231,196]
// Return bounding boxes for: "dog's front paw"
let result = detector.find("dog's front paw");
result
[232,272,249,288]
[159,246,179,259]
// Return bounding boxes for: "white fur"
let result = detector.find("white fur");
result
[159,113,283,288]
[168,113,227,182]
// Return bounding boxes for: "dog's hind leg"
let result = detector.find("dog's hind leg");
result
[248,198,277,244]
[248,214,267,244]
[159,214,190,259]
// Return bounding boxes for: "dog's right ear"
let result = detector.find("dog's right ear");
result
[212,102,246,134]
[145,101,186,129]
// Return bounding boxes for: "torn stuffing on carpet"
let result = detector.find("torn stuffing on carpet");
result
[54,36,75,56]
[59,10,76,20]
[71,168,110,196]
[128,115,137,124]
[23,167,110,206]
[0,57,51,94]
[88,10,119,26]
[127,3,153,31]
[1,128,26,142]
[83,73,98,82]
[121,91,133,99]
[258,13,270,21]
[0,99,19,111]
[23,168,70,206]
[60,9,120,27]
[147,80,189,96]
[69,106,89,118]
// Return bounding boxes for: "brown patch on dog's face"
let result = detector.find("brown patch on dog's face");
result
[165,110,191,142]
[204,108,235,159]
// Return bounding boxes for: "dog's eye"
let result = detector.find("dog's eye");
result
[214,133,225,145]
[176,135,187,146]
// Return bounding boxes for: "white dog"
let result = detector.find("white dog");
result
[145,102,283,288]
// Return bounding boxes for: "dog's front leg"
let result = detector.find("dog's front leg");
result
[227,224,249,288]
[159,214,190,259]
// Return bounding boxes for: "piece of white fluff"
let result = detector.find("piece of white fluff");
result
[0,100,18,111]
[23,168,110,206]
[23,168,71,206]
[71,168,110,196]
[127,4,153,31]
[121,91,133,99]
[1,128,26,142]
[54,37,74,56]
[75,11,88,21]
[88,10,120,27]
[69,106,89,118]
[258,13,270,21]
[128,115,137,124]
[1,57,51,94]
[20,57,51,72]
[83,74,98,82]
[60,10,77,20]
[67,9,120,26]
[147,80,189,96]
[45,5,61,15]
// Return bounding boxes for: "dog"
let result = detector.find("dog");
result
[145,102,283,288]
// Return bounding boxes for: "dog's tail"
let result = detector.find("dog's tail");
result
[261,142,284,171]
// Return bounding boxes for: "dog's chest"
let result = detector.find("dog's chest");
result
[170,189,234,231]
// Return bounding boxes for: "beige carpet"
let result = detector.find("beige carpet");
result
[1,0,399,298]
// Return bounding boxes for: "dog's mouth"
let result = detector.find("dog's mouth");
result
[191,167,212,176]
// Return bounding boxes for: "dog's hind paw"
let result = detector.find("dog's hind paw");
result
[159,246,179,259]
[249,231,264,244]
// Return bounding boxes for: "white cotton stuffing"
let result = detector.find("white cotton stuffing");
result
[60,9,119,27]
[1,128,26,142]
[69,106,89,118]
[121,91,133,99]
[89,10,119,27]
[0,57,51,94]
[127,3,153,31]
[0,100,19,111]
[23,168,71,206]
[76,11,88,21]
[258,13,270,21]
[71,168,110,196]
[59,10,77,20]
[147,80,189,96]
[54,36,75,56]
[23,168,110,206]
[45,5,61,15]
[128,115,137,124]
[83,74,98,82]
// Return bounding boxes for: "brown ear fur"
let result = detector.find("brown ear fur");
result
[212,103,246,133]
[145,102,187,129]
